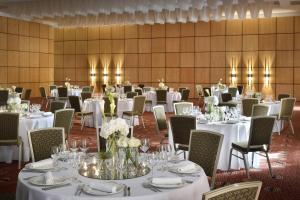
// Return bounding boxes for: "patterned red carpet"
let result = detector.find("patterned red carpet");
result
[1,100,300,199]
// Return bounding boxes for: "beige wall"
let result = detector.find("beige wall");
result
[0,16,54,97]
[52,16,299,99]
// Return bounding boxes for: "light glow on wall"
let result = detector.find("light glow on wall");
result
[264,57,271,88]
[230,57,237,86]
[247,57,253,90]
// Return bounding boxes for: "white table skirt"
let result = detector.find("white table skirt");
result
[16,160,210,200]
[145,91,181,112]
[51,89,82,97]
[169,121,253,170]
[0,114,54,163]
[82,99,138,128]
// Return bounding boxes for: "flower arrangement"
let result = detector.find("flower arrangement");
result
[100,118,129,139]
[105,85,115,94]
[117,136,141,168]
[124,80,131,86]
[7,87,21,112]
[65,77,71,88]
[217,78,226,90]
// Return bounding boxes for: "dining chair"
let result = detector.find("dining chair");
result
[143,87,151,93]
[101,84,106,93]
[273,97,296,135]
[242,98,259,117]
[124,85,132,93]
[15,87,23,94]
[22,89,32,100]
[153,105,168,139]
[178,87,187,94]
[156,89,167,105]
[221,93,232,102]
[189,130,223,189]
[237,85,244,95]
[170,115,196,158]
[228,116,276,179]
[228,87,238,98]
[39,86,55,109]
[57,87,68,101]
[173,102,193,115]
[277,94,290,101]
[126,91,138,99]
[103,96,118,118]
[251,104,269,117]
[138,84,144,89]
[50,101,67,113]
[202,181,262,200]
[0,113,22,168]
[134,88,143,96]
[49,85,57,93]
[82,86,91,93]
[195,84,204,97]
[0,90,9,107]
[54,109,74,140]
[122,95,146,128]
[68,96,93,131]
[28,128,65,162]
[203,87,211,97]
[81,92,92,102]
[180,89,190,102]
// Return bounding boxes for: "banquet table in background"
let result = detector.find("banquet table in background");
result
[0,113,54,163]
[82,98,138,128]
[51,88,82,98]
[144,91,181,112]
[16,160,210,200]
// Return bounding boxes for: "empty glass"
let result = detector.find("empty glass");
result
[69,139,78,153]
[140,138,150,154]
[80,138,88,154]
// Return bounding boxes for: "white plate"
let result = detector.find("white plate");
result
[28,175,70,187]
[82,184,123,196]
[42,112,52,117]
[25,163,55,171]
[169,164,202,174]
[149,179,186,189]
[198,119,208,124]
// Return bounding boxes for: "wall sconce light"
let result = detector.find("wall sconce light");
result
[230,57,237,86]
[90,68,96,86]
[115,66,121,84]
[103,67,109,84]
[247,57,253,89]
[90,73,96,77]
[264,58,270,88]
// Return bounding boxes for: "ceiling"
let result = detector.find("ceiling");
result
[0,0,299,27]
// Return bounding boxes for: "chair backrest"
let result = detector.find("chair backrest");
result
[203,87,211,97]
[39,87,47,98]
[237,85,243,95]
[153,105,168,133]
[15,87,23,93]
[279,98,296,119]
[195,84,203,97]
[68,96,82,112]
[202,181,262,200]
[57,87,68,97]
[0,112,19,141]
[188,130,223,185]
[49,85,57,92]
[124,85,132,93]
[126,91,138,99]
[102,84,106,93]
[82,86,91,92]
[0,90,9,106]
[103,96,118,115]
[23,89,31,100]
[170,115,196,146]
[81,92,92,102]
[228,87,237,98]
[134,88,143,95]
[50,101,66,113]
[156,89,167,102]
[248,117,275,151]
[28,128,65,162]
[54,109,74,140]
[251,104,269,117]
[178,87,187,94]
[242,98,259,117]
[174,102,193,115]
[181,89,190,101]
[138,84,144,89]
[278,93,290,101]
[221,93,232,102]
[132,95,146,115]
[143,87,151,93]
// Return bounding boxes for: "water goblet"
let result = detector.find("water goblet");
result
[148,152,158,178]
[69,139,78,153]
[80,138,88,155]
[140,138,150,155]
[51,146,59,166]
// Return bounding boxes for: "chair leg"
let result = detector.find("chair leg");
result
[141,116,145,128]
[251,152,255,168]
[265,152,274,178]
[228,148,233,171]
[81,116,85,131]
[242,153,250,179]
[276,121,280,135]
[289,119,294,135]
[18,142,23,169]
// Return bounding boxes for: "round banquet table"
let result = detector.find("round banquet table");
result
[0,113,54,163]
[144,91,181,112]
[16,160,210,200]
[51,88,82,98]
[82,98,138,128]
[169,120,253,170]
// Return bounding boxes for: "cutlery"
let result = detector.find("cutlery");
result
[42,183,71,190]
[123,184,128,196]
[23,175,39,180]
[127,187,131,196]
[142,183,161,192]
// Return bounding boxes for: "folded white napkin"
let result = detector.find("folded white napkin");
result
[152,177,182,185]
[89,182,118,193]
[177,163,197,173]
[26,158,54,169]
[44,171,54,185]
[42,112,52,116]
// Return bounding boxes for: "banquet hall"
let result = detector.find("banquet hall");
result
[0,0,300,199]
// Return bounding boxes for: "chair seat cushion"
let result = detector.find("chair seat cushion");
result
[77,112,93,116]
[232,142,267,152]
[123,111,140,116]
[145,100,152,104]
[177,144,189,151]
[104,113,117,117]
[0,136,22,146]
[157,101,167,104]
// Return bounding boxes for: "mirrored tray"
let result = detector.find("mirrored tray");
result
[79,163,150,180]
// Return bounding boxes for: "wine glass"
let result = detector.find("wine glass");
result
[148,152,158,178]
[51,146,59,166]
[80,138,88,154]
[140,138,150,154]
[69,139,78,153]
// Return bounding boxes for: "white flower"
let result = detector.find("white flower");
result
[205,96,219,106]
[128,137,141,148]
[105,85,115,93]
[117,136,128,148]
[158,82,165,88]
[100,118,129,139]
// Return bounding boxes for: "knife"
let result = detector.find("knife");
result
[42,183,71,190]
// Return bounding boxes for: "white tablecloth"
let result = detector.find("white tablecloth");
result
[169,120,252,170]
[82,98,138,128]
[16,160,210,200]
[145,91,181,112]
[0,114,54,163]
[51,89,82,97]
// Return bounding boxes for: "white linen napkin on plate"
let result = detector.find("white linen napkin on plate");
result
[152,177,182,185]
[26,158,54,169]
[42,112,52,116]
[44,171,55,185]
[176,163,197,173]
[89,182,118,193]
